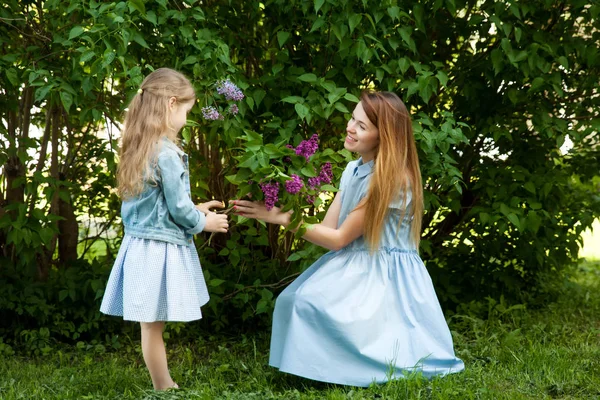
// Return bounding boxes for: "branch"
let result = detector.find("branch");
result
[221,273,300,301]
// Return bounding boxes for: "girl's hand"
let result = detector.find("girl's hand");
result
[204,211,229,233]
[196,200,225,215]
[230,200,291,226]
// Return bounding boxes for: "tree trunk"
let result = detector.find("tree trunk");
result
[58,188,79,264]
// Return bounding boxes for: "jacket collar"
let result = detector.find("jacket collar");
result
[161,136,185,156]
[353,157,374,178]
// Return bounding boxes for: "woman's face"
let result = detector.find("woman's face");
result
[344,101,379,162]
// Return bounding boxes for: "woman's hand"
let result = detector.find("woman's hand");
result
[230,200,291,226]
[196,200,225,215]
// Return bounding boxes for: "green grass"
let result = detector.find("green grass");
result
[2,261,600,400]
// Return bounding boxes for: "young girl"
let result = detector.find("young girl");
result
[232,91,464,386]
[100,68,228,391]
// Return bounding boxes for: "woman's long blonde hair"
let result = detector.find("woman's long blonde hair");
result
[117,68,195,199]
[360,91,424,249]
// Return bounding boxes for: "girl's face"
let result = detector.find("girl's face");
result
[345,101,379,162]
[169,98,194,133]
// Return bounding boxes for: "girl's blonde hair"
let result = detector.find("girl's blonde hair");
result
[117,68,195,199]
[360,91,424,250]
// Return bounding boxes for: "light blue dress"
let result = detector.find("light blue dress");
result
[269,158,464,387]
[100,235,209,322]
[100,139,210,323]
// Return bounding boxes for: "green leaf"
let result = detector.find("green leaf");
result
[239,155,258,169]
[558,56,569,69]
[344,93,360,103]
[68,26,85,40]
[287,252,303,261]
[314,0,325,13]
[35,85,52,102]
[507,213,521,230]
[491,48,503,76]
[515,27,522,43]
[530,77,545,92]
[277,31,290,48]
[60,91,73,112]
[300,166,317,177]
[128,0,146,15]
[253,89,266,106]
[399,58,411,74]
[281,96,305,104]
[334,102,349,113]
[413,4,425,31]
[182,55,198,65]
[132,32,149,48]
[388,6,400,21]
[80,50,96,63]
[257,152,269,168]
[295,103,310,120]
[101,50,116,69]
[348,14,362,34]
[5,68,18,86]
[524,182,536,194]
[435,70,449,87]
[298,73,317,83]
[310,17,326,33]
[398,27,415,52]
[209,279,226,287]
[272,64,284,75]
[327,87,346,104]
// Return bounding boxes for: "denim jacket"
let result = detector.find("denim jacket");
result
[121,137,206,246]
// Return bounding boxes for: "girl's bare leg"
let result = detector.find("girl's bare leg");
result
[140,321,178,390]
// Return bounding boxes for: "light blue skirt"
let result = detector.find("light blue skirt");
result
[269,248,464,387]
[100,235,210,322]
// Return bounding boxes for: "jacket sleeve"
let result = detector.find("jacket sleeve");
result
[157,150,206,235]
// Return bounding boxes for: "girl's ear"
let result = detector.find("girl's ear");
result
[168,96,177,109]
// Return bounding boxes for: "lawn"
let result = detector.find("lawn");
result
[1,257,599,400]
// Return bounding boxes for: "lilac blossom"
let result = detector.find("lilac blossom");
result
[202,106,224,120]
[308,176,321,190]
[294,134,319,161]
[285,174,304,194]
[216,79,245,101]
[228,104,239,115]
[259,181,280,211]
[318,162,333,184]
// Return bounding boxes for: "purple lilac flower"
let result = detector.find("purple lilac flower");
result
[285,174,304,194]
[308,176,321,190]
[294,134,319,161]
[259,181,280,211]
[202,106,224,120]
[306,195,315,204]
[318,162,333,184]
[216,79,245,101]
[228,104,239,115]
